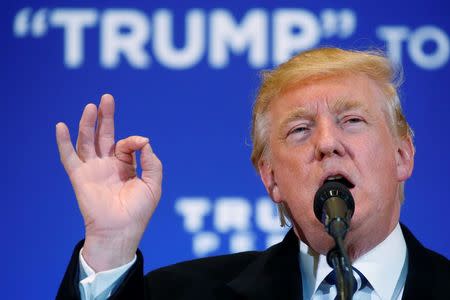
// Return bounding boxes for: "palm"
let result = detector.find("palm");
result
[70,157,156,235]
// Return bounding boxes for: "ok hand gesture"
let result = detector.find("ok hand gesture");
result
[56,94,162,271]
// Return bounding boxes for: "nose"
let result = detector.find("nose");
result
[314,119,345,160]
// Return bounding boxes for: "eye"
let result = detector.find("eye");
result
[341,115,366,130]
[345,117,363,123]
[288,126,309,135]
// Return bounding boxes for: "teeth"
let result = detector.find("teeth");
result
[326,175,343,180]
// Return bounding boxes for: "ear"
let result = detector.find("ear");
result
[396,135,415,182]
[258,159,283,203]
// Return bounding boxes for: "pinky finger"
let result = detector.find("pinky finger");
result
[56,122,82,174]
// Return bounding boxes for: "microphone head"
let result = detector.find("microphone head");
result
[314,181,355,224]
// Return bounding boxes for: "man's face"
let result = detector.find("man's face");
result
[259,74,414,258]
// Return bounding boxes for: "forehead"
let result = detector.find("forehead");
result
[268,74,387,119]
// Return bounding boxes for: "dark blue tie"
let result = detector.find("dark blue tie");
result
[324,267,369,295]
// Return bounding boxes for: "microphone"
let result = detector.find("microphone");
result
[314,180,355,240]
[314,180,356,300]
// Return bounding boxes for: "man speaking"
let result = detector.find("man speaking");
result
[56,48,449,299]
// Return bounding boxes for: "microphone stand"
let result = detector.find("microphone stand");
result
[326,219,354,300]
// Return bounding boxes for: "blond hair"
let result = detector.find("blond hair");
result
[250,47,414,226]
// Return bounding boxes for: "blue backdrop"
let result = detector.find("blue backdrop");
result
[3,1,450,299]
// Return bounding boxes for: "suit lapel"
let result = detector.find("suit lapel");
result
[401,224,439,299]
[226,229,301,300]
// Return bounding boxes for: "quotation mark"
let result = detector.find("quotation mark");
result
[14,7,49,38]
[320,9,356,39]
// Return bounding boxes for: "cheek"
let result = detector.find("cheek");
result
[353,126,398,176]
[369,135,398,182]
[272,144,312,182]
[271,146,316,211]
[353,135,399,210]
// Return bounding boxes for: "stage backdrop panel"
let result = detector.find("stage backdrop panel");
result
[3,1,449,299]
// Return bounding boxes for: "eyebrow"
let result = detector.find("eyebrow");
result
[331,98,368,115]
[279,107,311,130]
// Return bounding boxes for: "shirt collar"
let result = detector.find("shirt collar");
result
[299,223,407,299]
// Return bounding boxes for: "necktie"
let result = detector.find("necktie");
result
[323,267,369,296]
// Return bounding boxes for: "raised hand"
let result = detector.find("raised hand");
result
[56,94,162,271]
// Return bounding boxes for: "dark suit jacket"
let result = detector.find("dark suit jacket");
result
[57,225,449,299]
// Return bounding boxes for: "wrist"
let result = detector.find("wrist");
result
[83,235,139,272]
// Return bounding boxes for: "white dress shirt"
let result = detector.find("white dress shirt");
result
[79,248,136,300]
[299,223,408,300]
[79,223,408,300]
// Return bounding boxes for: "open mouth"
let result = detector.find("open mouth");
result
[323,175,355,189]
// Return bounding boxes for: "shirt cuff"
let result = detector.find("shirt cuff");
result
[78,248,137,300]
